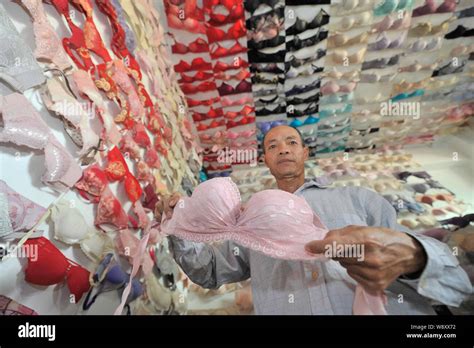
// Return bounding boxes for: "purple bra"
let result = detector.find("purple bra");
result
[217,80,252,96]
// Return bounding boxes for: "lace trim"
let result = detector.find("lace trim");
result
[225,177,242,204]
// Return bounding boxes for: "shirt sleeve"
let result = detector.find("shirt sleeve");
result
[359,187,472,307]
[168,235,251,289]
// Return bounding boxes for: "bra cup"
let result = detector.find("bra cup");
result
[51,200,90,244]
[340,17,355,30]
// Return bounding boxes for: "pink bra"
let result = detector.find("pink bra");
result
[0,93,82,191]
[0,180,46,238]
[160,177,387,315]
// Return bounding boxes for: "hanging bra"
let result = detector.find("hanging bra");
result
[205,0,245,26]
[367,32,406,51]
[456,5,474,18]
[217,80,252,96]
[287,102,319,117]
[244,0,281,14]
[179,71,214,84]
[171,36,209,54]
[286,63,324,79]
[286,50,326,69]
[250,63,284,74]
[285,77,322,97]
[196,119,226,131]
[207,19,247,43]
[252,74,285,85]
[224,105,255,119]
[215,69,250,81]
[413,0,457,17]
[324,67,360,80]
[328,48,367,65]
[286,9,330,36]
[398,60,439,73]
[174,58,213,73]
[248,49,285,63]
[247,10,284,42]
[320,92,353,105]
[256,119,287,134]
[0,4,45,93]
[192,108,223,122]
[408,37,442,52]
[51,198,93,245]
[186,96,220,107]
[329,11,373,32]
[108,0,137,53]
[445,25,474,39]
[256,104,286,116]
[0,93,82,191]
[373,0,414,17]
[327,32,369,49]
[17,0,72,71]
[164,0,205,21]
[409,20,451,37]
[371,11,411,32]
[166,4,206,34]
[248,35,285,50]
[214,57,249,71]
[391,89,424,101]
[319,104,352,118]
[287,91,321,105]
[226,115,256,128]
[333,0,373,14]
[359,71,396,83]
[24,237,91,301]
[320,80,357,95]
[432,59,467,77]
[0,180,46,238]
[287,28,329,52]
[210,40,248,59]
[221,94,254,107]
[362,54,400,70]
[255,94,284,106]
[180,81,217,95]
[288,115,320,128]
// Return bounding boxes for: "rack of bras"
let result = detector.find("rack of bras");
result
[165,0,473,178]
[0,0,208,315]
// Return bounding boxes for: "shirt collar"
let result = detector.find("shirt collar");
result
[294,177,327,195]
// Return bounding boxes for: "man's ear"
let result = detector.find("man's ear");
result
[303,146,309,161]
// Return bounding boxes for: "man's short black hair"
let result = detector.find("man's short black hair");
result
[261,125,305,154]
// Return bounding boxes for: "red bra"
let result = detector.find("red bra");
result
[207,19,247,43]
[180,81,217,94]
[179,71,214,84]
[165,0,205,21]
[204,1,245,26]
[210,40,248,59]
[205,163,232,171]
[192,107,224,122]
[224,105,255,119]
[24,237,90,301]
[186,96,220,107]
[174,58,213,73]
[221,94,254,107]
[226,115,256,129]
[215,69,250,81]
[214,57,249,71]
[196,119,226,131]
[104,147,142,203]
[217,80,252,96]
[172,37,209,54]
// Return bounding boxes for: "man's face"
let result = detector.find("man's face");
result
[263,126,308,179]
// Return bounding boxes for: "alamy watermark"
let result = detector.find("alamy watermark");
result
[217,147,258,167]
[380,100,420,119]
[324,241,365,261]
[0,242,38,261]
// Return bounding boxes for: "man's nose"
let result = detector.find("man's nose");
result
[278,144,290,155]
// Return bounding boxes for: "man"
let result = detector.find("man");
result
[158,125,472,314]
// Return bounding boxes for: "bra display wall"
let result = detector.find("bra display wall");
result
[163,0,473,178]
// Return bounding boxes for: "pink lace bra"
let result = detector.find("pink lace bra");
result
[160,177,387,314]
[0,93,82,191]
[0,180,46,238]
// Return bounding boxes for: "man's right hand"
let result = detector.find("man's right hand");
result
[154,192,181,221]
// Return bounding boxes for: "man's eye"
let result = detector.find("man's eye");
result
[290,140,298,145]
[268,145,276,150]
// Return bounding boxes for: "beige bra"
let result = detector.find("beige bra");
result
[328,47,367,65]
[327,31,369,48]
[329,10,373,32]
[408,20,451,37]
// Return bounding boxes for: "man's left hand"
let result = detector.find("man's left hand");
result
[305,225,427,294]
